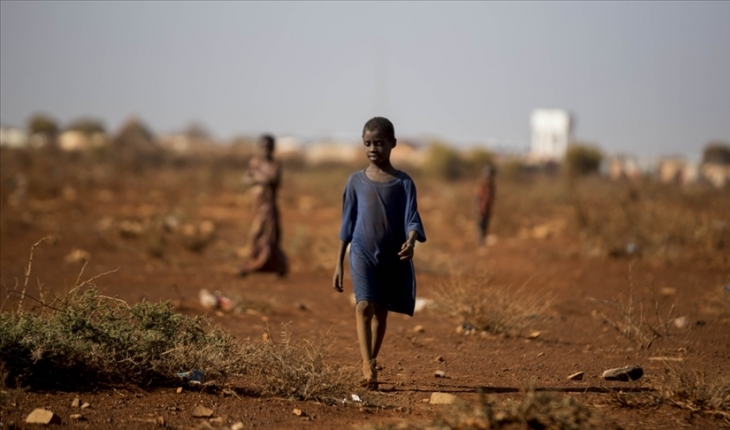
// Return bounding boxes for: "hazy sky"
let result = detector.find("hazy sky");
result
[1,1,729,157]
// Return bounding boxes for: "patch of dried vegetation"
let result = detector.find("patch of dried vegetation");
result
[589,265,676,349]
[650,365,730,423]
[247,323,356,401]
[432,270,552,337]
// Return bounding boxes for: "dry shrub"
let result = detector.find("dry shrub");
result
[0,240,245,389]
[0,287,245,390]
[589,265,675,349]
[247,323,355,401]
[651,364,730,422]
[433,270,551,337]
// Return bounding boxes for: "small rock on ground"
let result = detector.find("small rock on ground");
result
[602,365,644,381]
[231,423,245,430]
[429,392,457,405]
[80,402,91,409]
[71,398,80,408]
[434,370,446,378]
[26,409,62,425]
[192,405,214,418]
[567,371,584,381]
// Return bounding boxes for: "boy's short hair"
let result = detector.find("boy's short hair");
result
[363,117,395,141]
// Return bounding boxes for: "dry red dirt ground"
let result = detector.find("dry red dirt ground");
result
[1,158,729,429]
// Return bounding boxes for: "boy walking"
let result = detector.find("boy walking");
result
[333,117,426,390]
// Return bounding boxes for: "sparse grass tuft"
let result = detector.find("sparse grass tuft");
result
[650,365,730,422]
[432,270,551,337]
[247,323,356,401]
[590,265,675,349]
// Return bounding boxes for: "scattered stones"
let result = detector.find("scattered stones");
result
[80,402,91,409]
[567,371,584,381]
[429,392,457,405]
[192,405,214,418]
[292,408,305,417]
[434,370,446,378]
[25,409,62,425]
[413,325,425,333]
[602,365,644,381]
[231,423,245,430]
[71,398,80,408]
[527,331,541,340]
[69,414,85,421]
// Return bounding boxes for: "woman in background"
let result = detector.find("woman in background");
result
[240,134,287,277]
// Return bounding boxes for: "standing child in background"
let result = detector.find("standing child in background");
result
[239,134,288,277]
[333,117,426,390]
[475,164,496,247]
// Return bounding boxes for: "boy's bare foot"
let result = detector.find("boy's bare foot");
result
[360,359,378,390]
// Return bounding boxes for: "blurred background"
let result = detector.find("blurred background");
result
[1,2,729,282]
[2,2,729,162]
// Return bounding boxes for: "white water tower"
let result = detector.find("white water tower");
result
[530,109,573,161]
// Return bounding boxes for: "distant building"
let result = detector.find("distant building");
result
[275,135,305,159]
[607,154,640,180]
[658,157,698,185]
[305,141,361,165]
[391,139,426,167]
[530,109,573,161]
[701,163,730,189]
[0,126,28,148]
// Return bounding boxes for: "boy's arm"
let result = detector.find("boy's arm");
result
[332,240,349,292]
[398,230,419,260]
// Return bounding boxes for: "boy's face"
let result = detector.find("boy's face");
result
[362,128,396,166]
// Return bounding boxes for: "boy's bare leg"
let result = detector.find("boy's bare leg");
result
[355,300,376,382]
[371,304,388,361]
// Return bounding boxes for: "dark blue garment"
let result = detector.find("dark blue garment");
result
[339,170,426,316]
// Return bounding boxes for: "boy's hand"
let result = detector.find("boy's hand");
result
[398,241,415,260]
[332,265,344,292]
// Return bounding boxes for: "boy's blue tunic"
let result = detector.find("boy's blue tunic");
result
[339,170,426,316]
